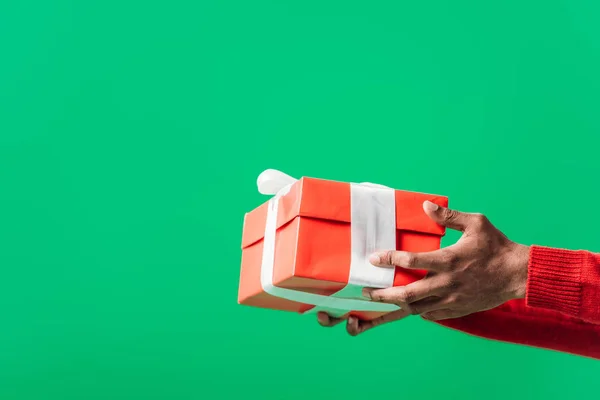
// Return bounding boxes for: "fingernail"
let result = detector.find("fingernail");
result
[362,288,372,300]
[423,201,439,212]
[369,253,381,265]
[348,316,357,324]
[422,313,432,320]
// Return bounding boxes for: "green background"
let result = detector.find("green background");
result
[1,0,600,399]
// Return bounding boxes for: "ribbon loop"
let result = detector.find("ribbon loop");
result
[257,169,298,195]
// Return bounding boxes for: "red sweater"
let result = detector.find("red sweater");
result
[438,245,600,359]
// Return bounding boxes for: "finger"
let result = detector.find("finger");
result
[423,201,479,232]
[317,312,345,327]
[369,249,451,272]
[421,309,468,321]
[363,275,448,306]
[346,309,411,336]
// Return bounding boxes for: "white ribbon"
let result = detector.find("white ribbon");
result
[258,169,400,316]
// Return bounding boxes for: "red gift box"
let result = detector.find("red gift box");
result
[238,170,448,320]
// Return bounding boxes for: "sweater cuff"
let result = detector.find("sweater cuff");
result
[526,245,583,318]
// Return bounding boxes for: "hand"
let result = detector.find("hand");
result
[317,201,530,335]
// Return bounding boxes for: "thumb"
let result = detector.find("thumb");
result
[423,201,474,232]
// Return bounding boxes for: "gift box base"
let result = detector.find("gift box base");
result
[238,214,441,320]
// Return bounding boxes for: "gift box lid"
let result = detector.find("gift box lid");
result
[241,176,448,249]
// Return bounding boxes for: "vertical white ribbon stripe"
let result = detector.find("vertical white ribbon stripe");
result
[302,183,398,317]
[257,169,400,314]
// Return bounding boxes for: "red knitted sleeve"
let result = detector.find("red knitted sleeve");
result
[434,246,600,359]
[526,245,600,324]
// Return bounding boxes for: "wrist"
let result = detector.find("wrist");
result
[506,243,530,300]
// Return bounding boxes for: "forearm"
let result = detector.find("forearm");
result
[434,245,600,359]
[526,245,600,324]
[437,300,600,359]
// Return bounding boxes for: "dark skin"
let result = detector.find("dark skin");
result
[317,200,530,336]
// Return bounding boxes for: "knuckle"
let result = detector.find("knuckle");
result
[446,279,460,291]
[443,208,459,223]
[447,292,462,304]
[396,289,415,304]
[403,253,416,268]
[383,251,396,265]
[443,251,459,267]
[370,291,385,303]
[472,213,488,227]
